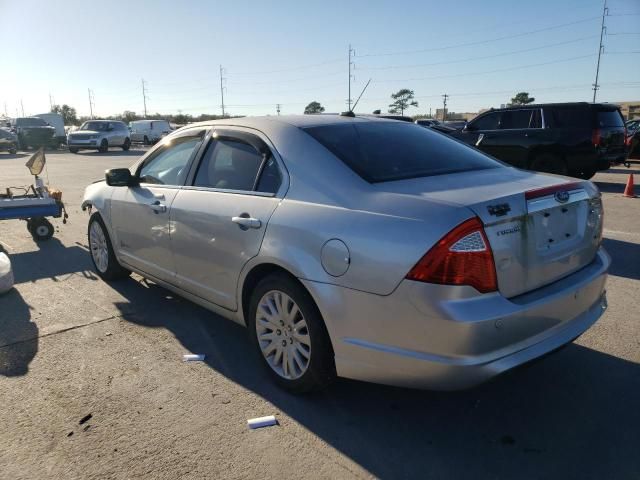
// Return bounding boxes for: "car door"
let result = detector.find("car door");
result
[490,108,541,169]
[170,128,284,310]
[459,111,502,158]
[109,127,208,282]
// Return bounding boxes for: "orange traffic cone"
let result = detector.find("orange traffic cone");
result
[623,174,636,198]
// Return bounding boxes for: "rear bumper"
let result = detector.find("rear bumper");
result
[302,248,610,390]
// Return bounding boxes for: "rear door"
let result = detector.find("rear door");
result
[170,128,284,310]
[595,108,626,158]
[492,108,544,169]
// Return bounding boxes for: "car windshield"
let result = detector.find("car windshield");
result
[18,117,47,127]
[304,121,502,183]
[597,110,624,127]
[80,121,109,131]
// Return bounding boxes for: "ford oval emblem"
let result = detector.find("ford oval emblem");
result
[554,190,570,203]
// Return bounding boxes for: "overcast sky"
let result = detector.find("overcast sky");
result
[1,0,639,118]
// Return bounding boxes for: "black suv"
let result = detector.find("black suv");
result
[451,102,627,179]
[11,117,56,150]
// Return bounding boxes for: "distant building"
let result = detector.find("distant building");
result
[616,101,640,120]
[435,108,479,121]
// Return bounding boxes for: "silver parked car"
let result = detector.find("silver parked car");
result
[82,115,609,392]
[68,120,131,153]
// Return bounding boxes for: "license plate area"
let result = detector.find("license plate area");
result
[532,204,579,250]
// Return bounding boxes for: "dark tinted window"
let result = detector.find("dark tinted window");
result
[194,139,272,192]
[304,122,502,183]
[500,109,539,129]
[597,110,624,127]
[470,112,500,130]
[17,117,47,127]
[548,108,590,128]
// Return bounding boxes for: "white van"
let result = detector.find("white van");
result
[129,120,171,144]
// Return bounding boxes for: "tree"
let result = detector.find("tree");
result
[509,92,535,106]
[121,111,138,123]
[388,89,418,115]
[304,101,325,114]
[51,104,78,125]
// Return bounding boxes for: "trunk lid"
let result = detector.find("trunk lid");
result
[377,168,603,298]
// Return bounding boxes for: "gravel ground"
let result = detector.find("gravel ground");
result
[1,149,639,480]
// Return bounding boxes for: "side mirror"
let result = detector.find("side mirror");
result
[463,122,473,132]
[105,168,135,187]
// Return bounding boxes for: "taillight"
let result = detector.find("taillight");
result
[406,217,497,293]
[592,128,601,147]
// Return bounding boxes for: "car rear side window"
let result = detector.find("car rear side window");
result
[304,121,502,183]
[138,134,203,185]
[597,110,624,127]
[500,109,539,129]
[548,108,590,128]
[194,138,281,194]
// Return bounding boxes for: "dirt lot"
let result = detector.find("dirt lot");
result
[1,149,639,479]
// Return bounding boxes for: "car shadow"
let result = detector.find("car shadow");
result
[605,168,637,174]
[603,237,640,281]
[107,277,640,479]
[0,153,28,160]
[0,284,38,377]
[82,149,147,157]
[594,181,625,194]
[9,238,97,284]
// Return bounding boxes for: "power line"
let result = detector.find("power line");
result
[358,35,599,71]
[373,53,596,83]
[356,16,601,57]
[227,57,343,76]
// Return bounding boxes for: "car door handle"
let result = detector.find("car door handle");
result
[232,215,262,229]
[475,133,485,146]
[148,201,167,213]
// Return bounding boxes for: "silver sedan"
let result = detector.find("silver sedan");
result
[82,115,609,392]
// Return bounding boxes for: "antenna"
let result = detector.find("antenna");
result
[351,78,372,112]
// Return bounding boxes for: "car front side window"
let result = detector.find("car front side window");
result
[138,133,204,186]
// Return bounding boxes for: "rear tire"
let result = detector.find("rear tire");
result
[122,138,131,151]
[88,214,130,280]
[69,147,79,153]
[530,153,568,176]
[99,139,108,153]
[247,272,336,393]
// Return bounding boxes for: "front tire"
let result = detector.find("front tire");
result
[88,214,130,280]
[247,273,335,393]
[99,139,109,153]
[69,147,79,153]
[122,138,131,151]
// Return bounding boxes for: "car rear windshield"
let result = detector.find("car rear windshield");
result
[597,110,624,127]
[303,121,502,183]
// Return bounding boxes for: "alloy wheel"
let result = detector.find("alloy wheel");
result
[89,221,109,273]
[255,290,311,380]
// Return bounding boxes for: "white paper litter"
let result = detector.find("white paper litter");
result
[0,253,14,294]
[247,415,278,429]
[183,354,205,362]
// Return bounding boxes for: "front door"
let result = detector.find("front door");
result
[110,128,207,282]
[170,129,283,310]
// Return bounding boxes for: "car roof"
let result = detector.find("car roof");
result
[188,114,402,130]
[484,102,621,113]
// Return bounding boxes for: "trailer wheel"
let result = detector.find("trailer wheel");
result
[29,217,54,241]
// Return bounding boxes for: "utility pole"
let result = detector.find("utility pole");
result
[141,78,148,118]
[219,65,226,117]
[49,93,55,110]
[276,104,281,115]
[429,107,432,118]
[4,102,7,117]
[88,88,94,119]
[20,99,25,117]
[442,94,449,121]
[347,44,355,110]
[592,0,608,102]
